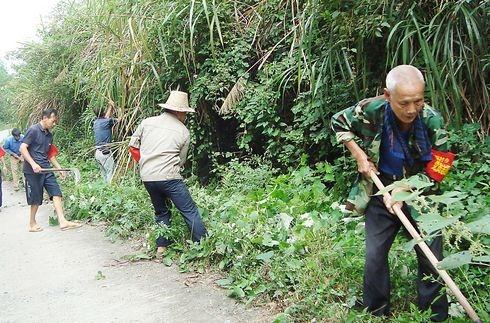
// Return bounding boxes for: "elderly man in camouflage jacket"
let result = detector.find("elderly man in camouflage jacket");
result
[331,65,449,321]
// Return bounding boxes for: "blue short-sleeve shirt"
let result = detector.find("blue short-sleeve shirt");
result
[93,118,117,150]
[3,135,24,156]
[22,123,53,174]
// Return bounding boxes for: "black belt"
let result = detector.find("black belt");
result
[379,171,404,181]
[96,147,111,155]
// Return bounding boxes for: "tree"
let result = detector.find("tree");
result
[0,61,12,127]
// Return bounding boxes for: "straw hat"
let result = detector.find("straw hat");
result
[157,91,195,113]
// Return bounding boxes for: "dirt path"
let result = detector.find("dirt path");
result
[0,181,270,322]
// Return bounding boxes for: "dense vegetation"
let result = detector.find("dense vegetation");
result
[4,0,489,171]
[0,0,488,321]
[0,62,12,127]
[60,126,489,322]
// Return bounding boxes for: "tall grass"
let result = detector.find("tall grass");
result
[5,0,489,174]
[386,0,488,132]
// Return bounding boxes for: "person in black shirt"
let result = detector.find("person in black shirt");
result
[20,108,81,232]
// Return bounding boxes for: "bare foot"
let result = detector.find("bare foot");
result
[60,221,82,231]
[29,224,43,232]
[154,246,167,263]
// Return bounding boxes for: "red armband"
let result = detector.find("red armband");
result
[0,147,5,158]
[47,144,59,159]
[129,146,141,162]
[425,149,455,182]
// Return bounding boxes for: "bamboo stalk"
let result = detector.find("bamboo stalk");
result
[369,170,481,323]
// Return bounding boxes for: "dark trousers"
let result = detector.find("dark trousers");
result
[364,178,448,321]
[143,179,207,247]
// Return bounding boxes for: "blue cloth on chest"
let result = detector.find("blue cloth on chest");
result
[379,128,409,177]
[379,103,432,177]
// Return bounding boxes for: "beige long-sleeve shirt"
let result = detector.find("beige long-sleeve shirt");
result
[129,112,190,181]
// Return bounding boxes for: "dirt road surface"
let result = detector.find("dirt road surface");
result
[0,181,270,322]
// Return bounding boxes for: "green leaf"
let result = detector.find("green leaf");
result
[403,238,419,252]
[438,251,472,270]
[346,295,357,308]
[278,213,293,229]
[286,258,302,270]
[49,214,59,226]
[163,256,173,267]
[466,215,490,235]
[216,277,234,287]
[392,190,421,202]
[472,255,490,263]
[407,175,433,190]
[123,253,151,261]
[95,270,106,280]
[256,251,274,263]
[402,233,438,252]
[435,137,448,146]
[228,286,245,299]
[418,214,460,234]
[429,191,465,205]
[273,313,289,323]
[262,234,279,247]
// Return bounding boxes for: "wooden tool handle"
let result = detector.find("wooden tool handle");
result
[370,171,480,322]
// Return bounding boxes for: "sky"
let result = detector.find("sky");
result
[0,0,60,65]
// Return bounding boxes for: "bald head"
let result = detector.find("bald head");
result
[384,65,426,130]
[385,65,425,93]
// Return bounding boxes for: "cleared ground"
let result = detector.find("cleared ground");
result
[0,181,269,322]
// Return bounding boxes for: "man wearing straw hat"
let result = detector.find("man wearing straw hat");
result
[129,90,208,258]
[331,65,450,320]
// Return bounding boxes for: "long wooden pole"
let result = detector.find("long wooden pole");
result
[369,170,481,322]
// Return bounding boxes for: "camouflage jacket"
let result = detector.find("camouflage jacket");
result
[331,96,449,214]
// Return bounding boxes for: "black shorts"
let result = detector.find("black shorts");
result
[25,172,62,205]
